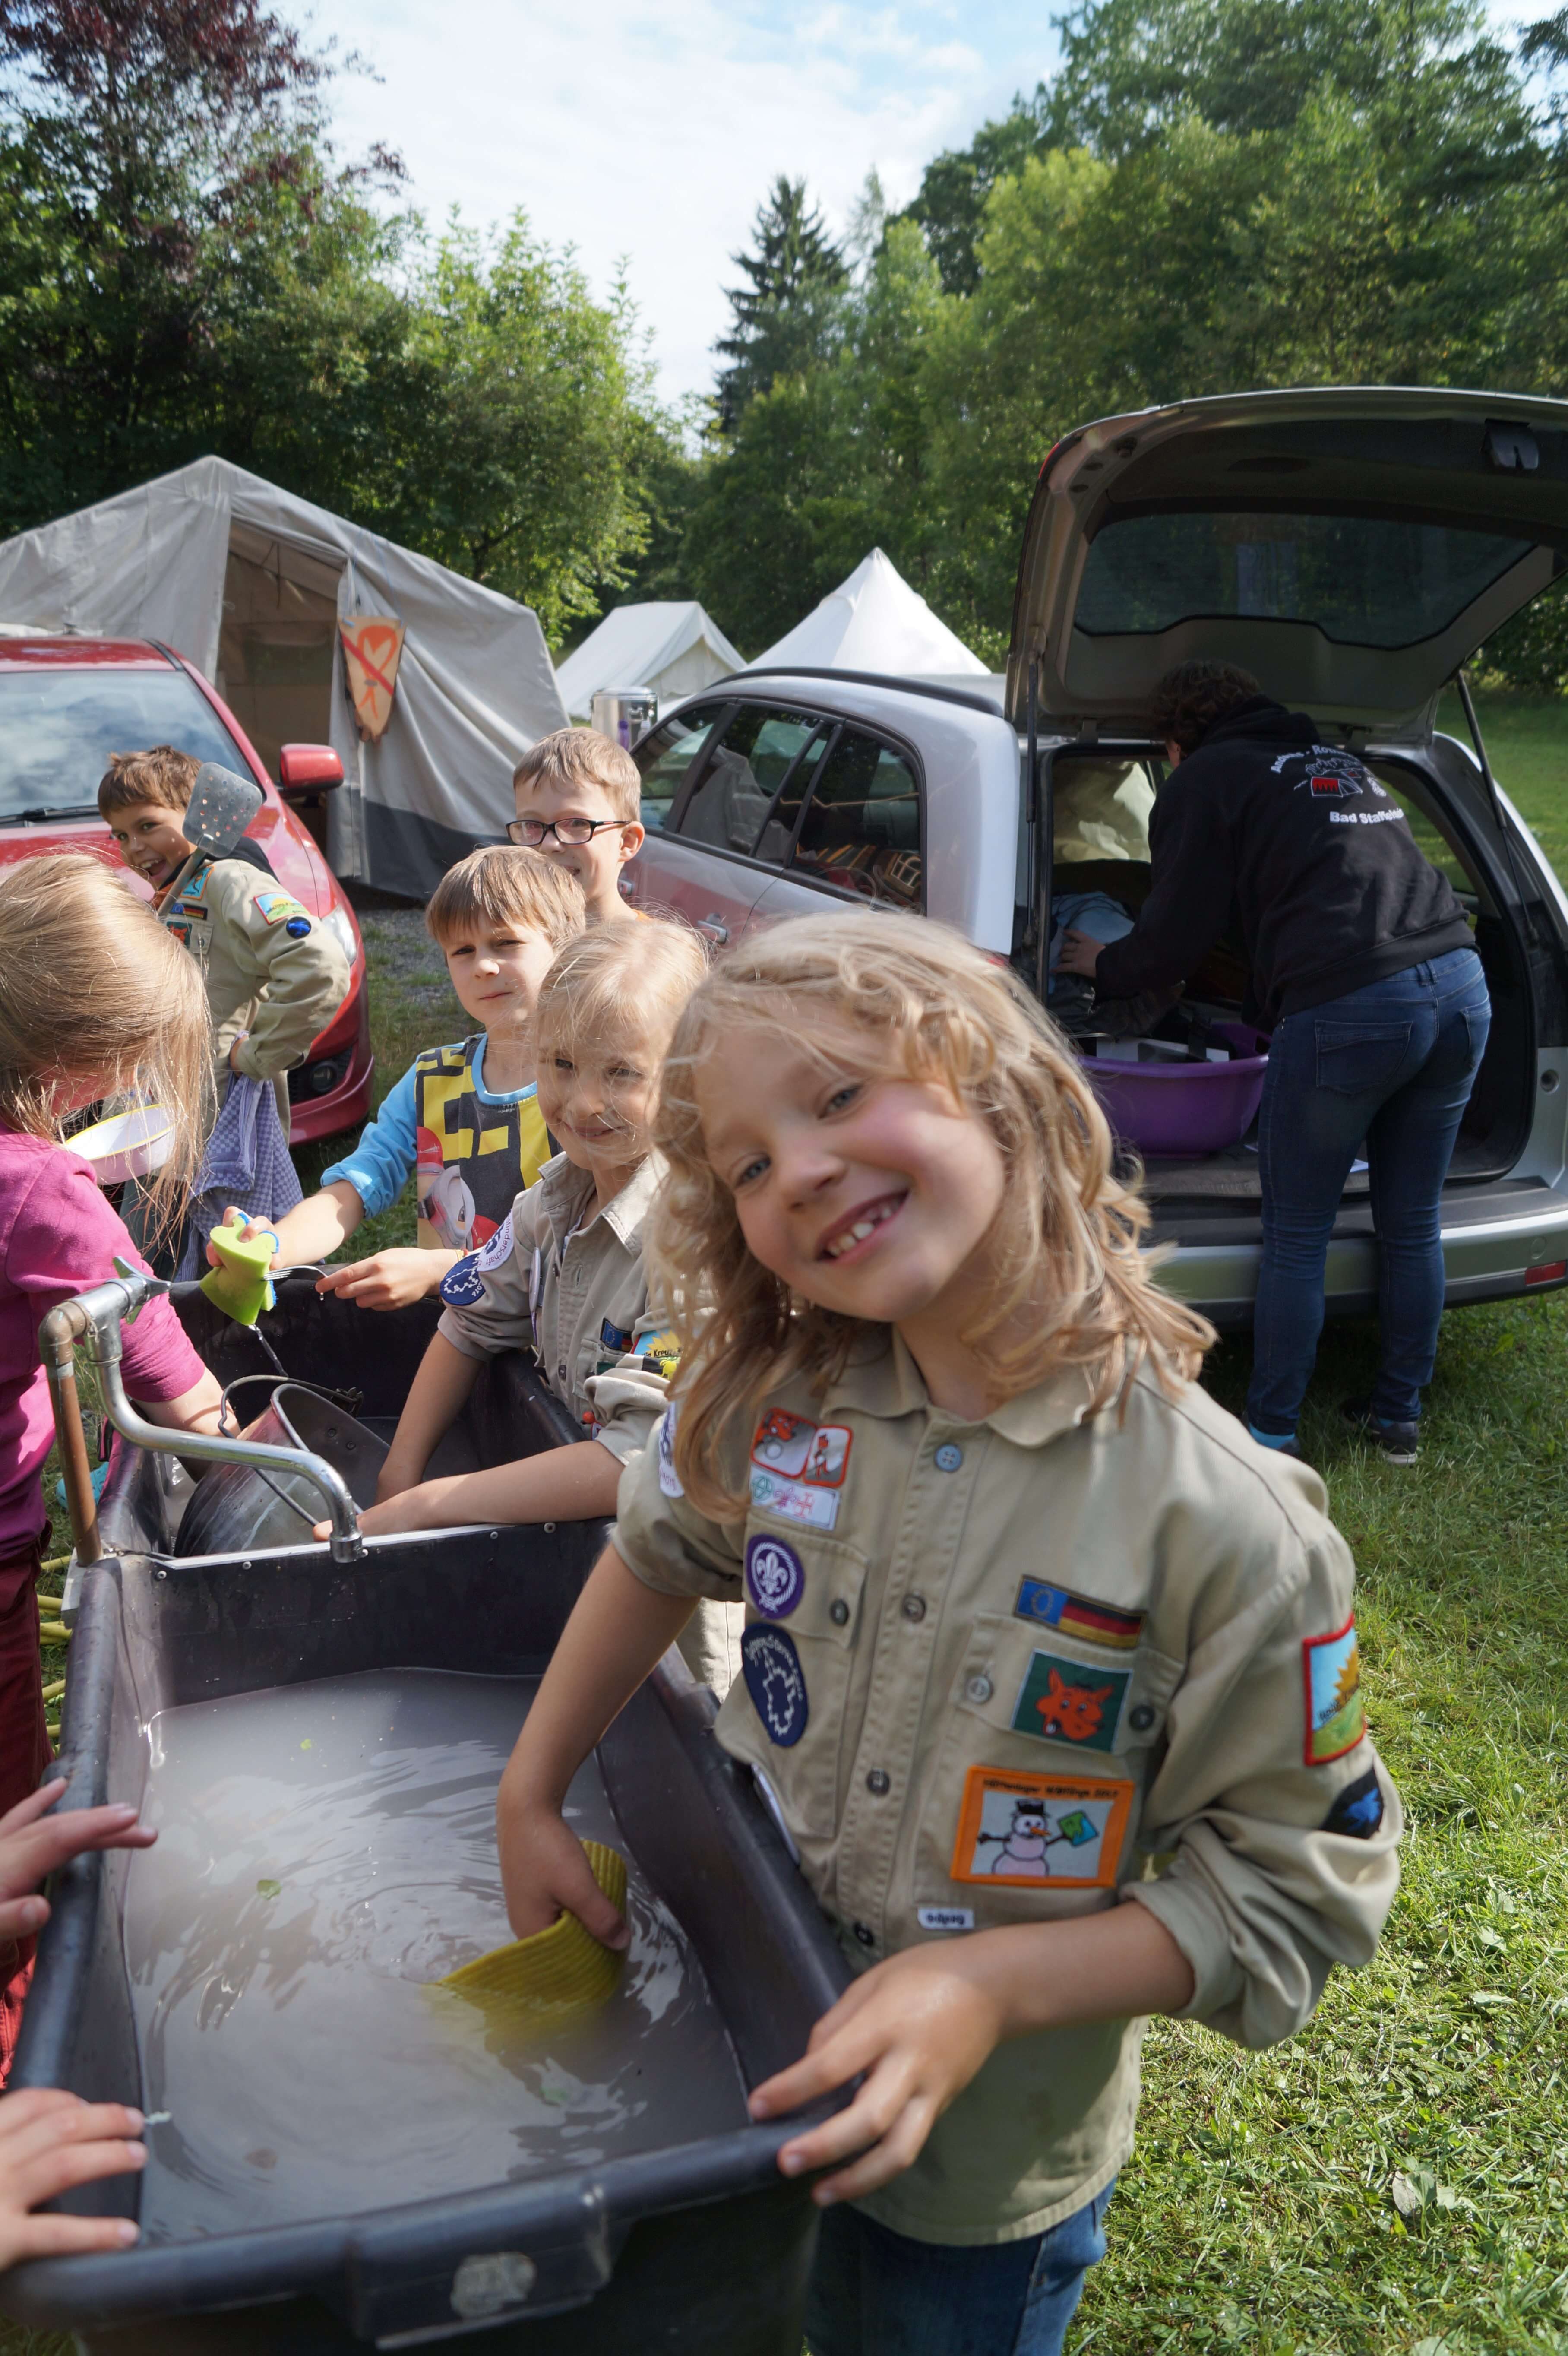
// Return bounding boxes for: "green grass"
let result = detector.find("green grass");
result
[7,720,1568,2356]
[1438,687,1568,879]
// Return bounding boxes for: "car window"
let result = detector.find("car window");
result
[677,706,824,855]
[634,701,728,833]
[1075,512,1535,651]
[1367,761,1482,905]
[1052,755,1157,865]
[790,731,923,908]
[0,668,245,820]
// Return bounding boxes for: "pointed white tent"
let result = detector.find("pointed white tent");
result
[0,458,569,899]
[556,600,742,719]
[742,549,987,678]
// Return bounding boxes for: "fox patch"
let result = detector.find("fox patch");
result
[1008,1650,1130,1754]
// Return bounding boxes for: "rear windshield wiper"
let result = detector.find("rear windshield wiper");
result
[4,804,102,822]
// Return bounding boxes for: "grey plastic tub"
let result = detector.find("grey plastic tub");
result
[4,1280,850,2353]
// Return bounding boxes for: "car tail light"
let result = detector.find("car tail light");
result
[1524,1260,1566,1286]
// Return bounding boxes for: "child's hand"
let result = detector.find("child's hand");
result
[746,1939,1012,2207]
[0,1782,156,1948]
[205,1208,278,1271]
[495,1786,629,1948]
[316,1251,449,1312]
[0,2089,145,2267]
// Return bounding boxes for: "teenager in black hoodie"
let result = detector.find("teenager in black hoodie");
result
[1057,660,1491,1466]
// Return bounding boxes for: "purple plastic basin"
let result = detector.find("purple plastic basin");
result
[1080,1028,1269,1159]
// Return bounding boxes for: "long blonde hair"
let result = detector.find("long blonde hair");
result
[0,854,213,1238]
[651,911,1215,1518]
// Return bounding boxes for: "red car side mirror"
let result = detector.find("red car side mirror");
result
[278,744,345,796]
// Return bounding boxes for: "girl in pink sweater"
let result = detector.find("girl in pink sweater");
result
[0,855,222,2076]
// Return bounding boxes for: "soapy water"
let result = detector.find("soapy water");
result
[125,1670,749,2242]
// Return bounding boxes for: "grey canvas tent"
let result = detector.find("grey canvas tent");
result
[0,458,569,898]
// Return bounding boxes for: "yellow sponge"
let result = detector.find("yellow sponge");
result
[436,1842,627,2027]
[199,1224,276,1327]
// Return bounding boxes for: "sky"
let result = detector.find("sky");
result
[301,0,1536,412]
[300,1,1062,408]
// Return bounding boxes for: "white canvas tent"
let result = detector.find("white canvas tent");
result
[555,600,743,720]
[742,548,987,679]
[0,457,569,899]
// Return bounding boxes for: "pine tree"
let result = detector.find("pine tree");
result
[714,175,847,431]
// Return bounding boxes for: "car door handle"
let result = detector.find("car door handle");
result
[695,913,729,944]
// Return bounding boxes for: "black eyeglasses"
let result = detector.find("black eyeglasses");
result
[507,816,633,848]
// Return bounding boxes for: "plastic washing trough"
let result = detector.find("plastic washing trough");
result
[1078,1022,1270,1159]
[4,1281,852,2356]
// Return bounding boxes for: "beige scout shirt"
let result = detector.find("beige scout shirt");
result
[437,1153,743,1695]
[162,857,351,1127]
[615,1334,1403,2247]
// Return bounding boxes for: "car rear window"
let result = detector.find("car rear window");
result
[1075,512,1536,649]
[0,668,246,820]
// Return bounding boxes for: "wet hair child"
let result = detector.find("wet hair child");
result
[510,729,645,927]
[0,856,224,2074]
[332,919,742,1692]
[492,909,1402,2356]
[223,847,585,1311]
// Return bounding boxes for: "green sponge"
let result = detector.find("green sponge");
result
[199,1224,277,1327]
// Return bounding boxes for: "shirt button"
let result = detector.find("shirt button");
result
[853,1922,876,1947]
[965,1674,993,1704]
[865,1769,890,1796]
[829,1599,850,1626]
[1129,1703,1157,1733]
[934,1443,964,1473]
[901,1594,926,1623]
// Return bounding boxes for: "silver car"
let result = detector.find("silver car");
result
[627,386,1568,1326]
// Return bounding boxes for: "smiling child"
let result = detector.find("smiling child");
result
[221,847,584,1311]
[492,910,1402,2356]
[330,918,742,1691]
[509,730,645,926]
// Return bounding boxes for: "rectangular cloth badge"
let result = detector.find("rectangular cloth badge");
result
[1302,1616,1365,1764]
[950,1766,1133,1890]
[252,889,309,927]
[749,1466,840,1531]
[750,1409,852,1488]
[1009,1650,1129,1754]
[1014,1577,1144,1650]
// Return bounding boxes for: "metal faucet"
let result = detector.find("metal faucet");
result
[40,1263,366,1566]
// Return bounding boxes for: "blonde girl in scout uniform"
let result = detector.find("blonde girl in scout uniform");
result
[493,911,1403,2356]
[221,849,584,1311]
[317,920,743,1693]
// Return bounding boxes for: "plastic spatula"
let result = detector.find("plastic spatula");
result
[436,1841,628,2024]
[199,1224,277,1326]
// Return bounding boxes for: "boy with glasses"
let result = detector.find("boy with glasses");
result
[509,730,645,926]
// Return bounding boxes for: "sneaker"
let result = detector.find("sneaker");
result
[1340,1398,1419,1466]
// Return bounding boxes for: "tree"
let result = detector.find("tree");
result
[898,108,1045,295]
[0,0,402,527]
[714,175,847,430]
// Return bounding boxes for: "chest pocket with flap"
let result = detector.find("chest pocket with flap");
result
[912,1613,1184,1914]
[713,1515,869,1841]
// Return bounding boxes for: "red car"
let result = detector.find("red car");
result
[0,633,372,1144]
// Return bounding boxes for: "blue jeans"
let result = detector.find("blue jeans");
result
[803,2180,1114,2356]
[1247,946,1491,1433]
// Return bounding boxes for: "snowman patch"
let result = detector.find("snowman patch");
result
[949,1766,1133,1890]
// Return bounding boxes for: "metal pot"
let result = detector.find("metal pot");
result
[173,1385,386,1559]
